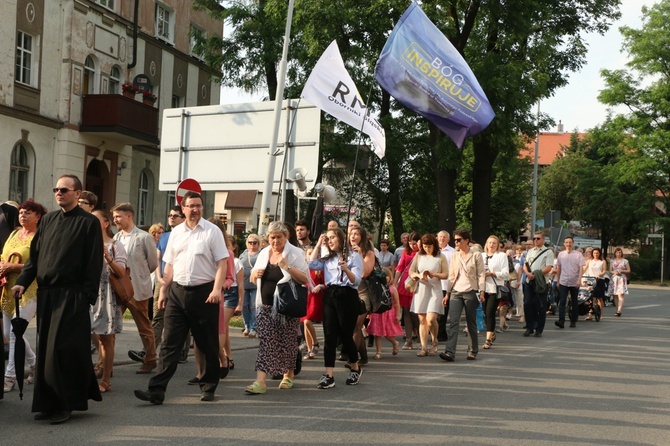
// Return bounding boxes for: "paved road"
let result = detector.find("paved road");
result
[1,286,668,445]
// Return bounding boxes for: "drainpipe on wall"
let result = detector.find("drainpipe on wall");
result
[127,0,139,69]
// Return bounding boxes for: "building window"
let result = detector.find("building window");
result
[155,3,174,44]
[9,143,33,204]
[15,31,34,86]
[109,65,121,94]
[171,95,182,108]
[96,0,115,10]
[84,56,96,94]
[189,25,205,59]
[138,169,153,226]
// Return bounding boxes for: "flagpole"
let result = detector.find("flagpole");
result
[258,0,295,235]
[344,83,376,231]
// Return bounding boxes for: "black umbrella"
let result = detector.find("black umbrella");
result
[12,289,29,400]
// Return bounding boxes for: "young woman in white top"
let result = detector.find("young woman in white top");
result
[610,248,630,317]
[481,236,509,349]
[583,247,606,319]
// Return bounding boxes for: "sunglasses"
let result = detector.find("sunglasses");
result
[533,237,543,240]
[248,241,259,245]
[454,238,463,243]
[168,214,182,218]
[53,187,75,194]
[78,200,90,206]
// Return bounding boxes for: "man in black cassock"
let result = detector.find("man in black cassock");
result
[12,174,103,424]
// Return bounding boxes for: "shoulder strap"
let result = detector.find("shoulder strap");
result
[528,248,549,268]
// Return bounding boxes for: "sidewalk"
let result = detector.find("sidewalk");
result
[628,283,669,291]
[22,319,261,367]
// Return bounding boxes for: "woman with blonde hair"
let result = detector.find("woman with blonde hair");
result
[481,235,509,349]
[245,221,309,394]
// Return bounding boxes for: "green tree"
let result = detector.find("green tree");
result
[537,123,656,254]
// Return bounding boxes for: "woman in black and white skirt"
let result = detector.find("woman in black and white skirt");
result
[245,221,309,394]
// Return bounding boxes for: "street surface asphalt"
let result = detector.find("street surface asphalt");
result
[0,285,668,445]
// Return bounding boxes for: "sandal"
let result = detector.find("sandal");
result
[25,367,36,384]
[227,358,235,370]
[4,377,16,392]
[401,342,413,350]
[392,341,399,356]
[416,349,428,357]
[428,343,439,356]
[615,312,621,317]
[483,339,493,349]
[278,377,293,389]
[245,381,267,394]
[99,380,111,393]
[467,352,477,360]
[303,351,312,360]
[373,353,382,360]
[312,344,320,356]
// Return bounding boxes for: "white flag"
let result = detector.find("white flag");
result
[301,41,386,158]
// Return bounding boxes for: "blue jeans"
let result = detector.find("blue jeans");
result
[558,285,579,323]
[522,281,547,333]
[444,290,479,356]
[242,288,257,331]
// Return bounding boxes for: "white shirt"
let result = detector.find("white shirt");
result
[163,218,229,286]
[482,252,509,294]
[440,245,455,291]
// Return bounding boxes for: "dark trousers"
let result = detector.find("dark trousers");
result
[523,281,547,333]
[444,290,479,356]
[149,282,219,394]
[437,291,449,341]
[323,286,360,368]
[483,293,497,332]
[558,285,579,323]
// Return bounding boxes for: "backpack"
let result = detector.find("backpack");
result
[367,259,392,314]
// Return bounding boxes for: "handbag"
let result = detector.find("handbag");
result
[403,255,418,293]
[367,259,392,314]
[276,279,307,318]
[109,244,134,304]
[404,275,417,294]
[496,284,511,302]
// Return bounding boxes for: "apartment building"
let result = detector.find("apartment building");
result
[1,0,222,225]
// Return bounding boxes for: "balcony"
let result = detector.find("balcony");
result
[80,94,159,146]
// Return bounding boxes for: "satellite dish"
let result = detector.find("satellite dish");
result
[323,185,336,203]
[287,167,308,192]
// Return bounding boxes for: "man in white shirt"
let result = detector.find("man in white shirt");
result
[522,232,554,337]
[135,191,228,404]
[437,230,455,341]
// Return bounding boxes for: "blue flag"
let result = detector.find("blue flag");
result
[374,2,494,148]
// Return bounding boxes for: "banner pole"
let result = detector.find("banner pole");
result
[345,83,376,231]
[259,0,295,235]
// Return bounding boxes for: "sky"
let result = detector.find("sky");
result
[540,0,657,133]
[220,0,659,132]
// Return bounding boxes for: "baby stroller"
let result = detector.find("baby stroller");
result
[574,276,601,321]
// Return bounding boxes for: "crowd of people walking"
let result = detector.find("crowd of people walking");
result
[0,179,633,423]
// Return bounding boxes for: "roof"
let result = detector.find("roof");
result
[523,132,586,165]
[224,190,257,210]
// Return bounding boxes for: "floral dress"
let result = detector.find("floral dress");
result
[610,258,629,296]
[91,240,127,335]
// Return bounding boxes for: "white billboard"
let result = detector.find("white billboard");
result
[159,100,320,191]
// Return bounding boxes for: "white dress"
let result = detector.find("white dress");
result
[410,255,445,315]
